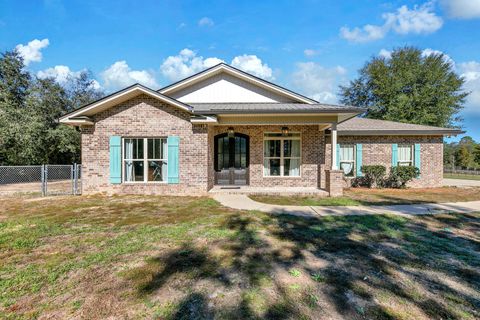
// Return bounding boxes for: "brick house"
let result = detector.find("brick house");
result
[59,63,462,196]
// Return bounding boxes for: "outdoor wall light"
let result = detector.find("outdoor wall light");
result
[281,126,289,136]
[227,127,235,137]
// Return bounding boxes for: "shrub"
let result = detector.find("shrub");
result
[351,176,369,188]
[389,166,420,188]
[361,165,386,188]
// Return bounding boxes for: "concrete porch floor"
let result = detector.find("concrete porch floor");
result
[209,185,329,196]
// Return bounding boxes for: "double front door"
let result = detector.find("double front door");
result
[214,133,249,185]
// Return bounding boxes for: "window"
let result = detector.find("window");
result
[263,133,301,177]
[339,144,355,177]
[123,138,167,182]
[398,144,413,166]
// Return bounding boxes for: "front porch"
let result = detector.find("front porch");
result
[206,123,345,196]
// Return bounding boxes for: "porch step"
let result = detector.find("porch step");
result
[209,186,329,197]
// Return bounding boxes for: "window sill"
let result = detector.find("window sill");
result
[262,176,302,179]
[122,182,168,185]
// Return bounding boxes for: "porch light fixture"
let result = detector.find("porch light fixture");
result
[227,127,235,138]
[281,126,289,136]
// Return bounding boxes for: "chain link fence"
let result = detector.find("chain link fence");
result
[0,164,81,196]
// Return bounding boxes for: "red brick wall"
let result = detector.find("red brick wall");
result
[80,95,209,195]
[337,135,444,188]
[210,125,326,188]
[79,96,444,195]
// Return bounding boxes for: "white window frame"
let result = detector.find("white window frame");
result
[339,144,356,177]
[398,144,414,166]
[263,133,301,177]
[122,137,168,183]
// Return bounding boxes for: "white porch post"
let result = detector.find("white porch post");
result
[331,123,338,170]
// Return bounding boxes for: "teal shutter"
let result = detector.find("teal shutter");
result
[167,136,180,184]
[356,144,363,177]
[414,143,421,177]
[391,144,398,167]
[336,143,340,169]
[109,136,122,184]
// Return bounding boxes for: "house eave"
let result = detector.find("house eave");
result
[59,84,193,123]
[338,129,465,136]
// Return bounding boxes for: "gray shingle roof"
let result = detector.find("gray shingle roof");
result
[189,103,363,114]
[338,117,464,135]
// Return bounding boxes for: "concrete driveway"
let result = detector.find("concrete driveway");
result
[442,178,480,187]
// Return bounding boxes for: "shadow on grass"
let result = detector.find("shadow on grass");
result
[133,211,480,319]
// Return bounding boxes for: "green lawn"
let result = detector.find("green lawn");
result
[444,173,480,181]
[0,195,479,319]
[250,186,480,206]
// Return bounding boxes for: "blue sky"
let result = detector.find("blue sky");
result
[1,0,479,141]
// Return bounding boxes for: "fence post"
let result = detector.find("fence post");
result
[41,165,45,197]
[44,165,48,196]
[73,163,78,196]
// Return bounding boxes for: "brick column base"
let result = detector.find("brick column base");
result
[325,169,344,197]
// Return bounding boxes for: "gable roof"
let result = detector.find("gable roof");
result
[59,83,192,123]
[159,63,317,104]
[189,102,364,114]
[338,118,464,136]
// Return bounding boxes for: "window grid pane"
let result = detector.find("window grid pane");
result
[124,137,167,183]
[264,134,301,177]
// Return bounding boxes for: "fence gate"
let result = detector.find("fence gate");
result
[0,164,81,196]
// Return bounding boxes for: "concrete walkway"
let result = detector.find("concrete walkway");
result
[442,178,480,187]
[212,194,480,218]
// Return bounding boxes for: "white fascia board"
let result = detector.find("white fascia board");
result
[59,119,94,126]
[190,115,218,124]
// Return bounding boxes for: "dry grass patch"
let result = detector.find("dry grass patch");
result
[251,186,480,206]
[0,195,478,319]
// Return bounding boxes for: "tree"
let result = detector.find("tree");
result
[0,48,103,165]
[0,50,30,109]
[473,144,480,166]
[340,47,468,128]
[456,145,473,168]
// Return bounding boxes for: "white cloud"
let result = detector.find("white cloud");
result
[303,49,320,57]
[15,38,49,65]
[440,0,480,19]
[161,49,274,81]
[340,2,442,43]
[37,65,101,90]
[198,17,214,27]
[101,61,158,91]
[291,62,347,104]
[340,24,387,43]
[37,65,81,84]
[379,49,392,59]
[421,48,455,66]
[231,55,273,80]
[459,61,480,114]
[160,49,224,81]
[385,2,443,35]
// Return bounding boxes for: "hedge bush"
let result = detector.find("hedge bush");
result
[361,165,386,188]
[389,166,420,188]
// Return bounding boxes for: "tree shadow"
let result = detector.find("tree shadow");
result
[132,210,479,319]
[166,292,213,320]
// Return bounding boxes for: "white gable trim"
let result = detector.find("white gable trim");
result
[60,84,193,124]
[159,64,317,104]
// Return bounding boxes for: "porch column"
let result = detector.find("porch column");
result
[331,123,338,170]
